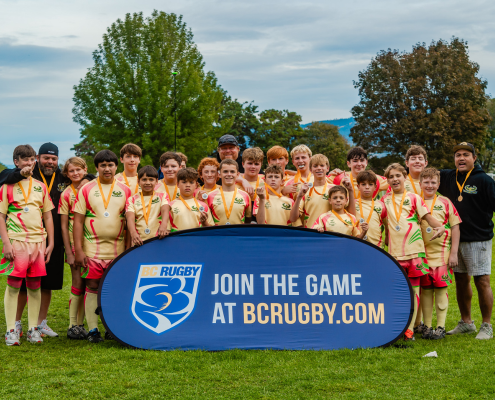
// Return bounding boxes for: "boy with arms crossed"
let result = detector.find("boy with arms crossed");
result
[195,158,220,201]
[73,150,132,343]
[381,163,445,341]
[355,171,388,248]
[126,166,170,246]
[59,157,89,340]
[254,165,294,225]
[419,168,461,340]
[168,168,213,232]
[313,186,364,238]
[115,143,142,196]
[329,147,388,198]
[208,159,251,225]
[155,152,182,201]
[0,145,55,345]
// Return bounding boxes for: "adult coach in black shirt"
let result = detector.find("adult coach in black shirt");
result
[0,143,67,337]
[438,142,494,340]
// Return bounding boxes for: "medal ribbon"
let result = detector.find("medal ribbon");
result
[123,172,139,194]
[220,187,237,221]
[39,167,56,193]
[294,171,312,184]
[309,182,327,197]
[456,168,474,198]
[69,184,77,198]
[358,197,375,224]
[423,194,437,213]
[201,184,218,193]
[97,178,116,211]
[392,191,407,227]
[164,181,178,201]
[332,210,356,227]
[348,173,360,199]
[265,184,282,200]
[18,177,33,208]
[140,192,154,227]
[407,174,423,197]
[179,195,201,212]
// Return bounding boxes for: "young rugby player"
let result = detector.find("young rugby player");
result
[126,166,170,246]
[419,168,461,340]
[168,168,213,231]
[355,171,388,248]
[381,163,445,341]
[176,152,188,169]
[266,145,295,185]
[313,186,364,238]
[59,157,89,340]
[155,152,182,201]
[207,159,251,225]
[236,147,265,199]
[405,145,428,196]
[284,145,314,200]
[329,147,388,198]
[253,165,294,225]
[115,143,142,196]
[73,150,132,343]
[0,145,55,345]
[195,158,220,201]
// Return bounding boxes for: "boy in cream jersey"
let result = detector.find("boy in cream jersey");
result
[115,143,142,196]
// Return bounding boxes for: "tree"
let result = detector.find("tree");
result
[72,11,229,171]
[0,162,6,173]
[351,38,491,170]
[302,122,350,170]
[478,98,495,172]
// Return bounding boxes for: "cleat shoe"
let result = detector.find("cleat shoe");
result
[475,323,493,340]
[5,329,20,346]
[15,320,23,338]
[104,331,115,340]
[78,325,88,339]
[414,322,425,334]
[404,329,415,341]
[447,320,477,335]
[39,319,59,338]
[87,328,104,343]
[422,326,434,340]
[431,326,446,340]
[27,327,43,343]
[67,325,83,340]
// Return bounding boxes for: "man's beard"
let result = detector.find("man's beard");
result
[40,164,56,176]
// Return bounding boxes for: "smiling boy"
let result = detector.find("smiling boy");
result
[155,152,182,201]
[115,143,142,196]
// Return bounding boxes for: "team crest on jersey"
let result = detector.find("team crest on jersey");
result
[281,203,291,211]
[234,198,245,205]
[58,183,67,192]
[112,191,123,198]
[433,205,443,211]
[152,197,160,204]
[463,185,477,194]
[131,264,203,334]
[403,199,410,206]
[33,186,42,193]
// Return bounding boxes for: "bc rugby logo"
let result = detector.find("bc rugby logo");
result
[131,264,202,334]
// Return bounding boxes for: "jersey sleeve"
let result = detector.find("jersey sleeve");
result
[126,196,136,213]
[415,195,429,219]
[58,189,70,215]
[350,215,361,237]
[41,184,55,213]
[312,214,324,230]
[73,187,88,215]
[0,185,7,214]
[447,199,462,227]
[253,197,260,215]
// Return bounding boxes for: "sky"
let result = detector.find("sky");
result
[1,0,494,165]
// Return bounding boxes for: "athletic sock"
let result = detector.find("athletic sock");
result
[69,286,84,328]
[77,293,86,326]
[4,278,22,331]
[26,279,41,330]
[85,288,99,331]
[420,288,434,327]
[414,287,423,327]
[408,277,420,331]
[435,287,449,328]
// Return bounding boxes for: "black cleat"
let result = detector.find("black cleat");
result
[422,326,434,340]
[67,325,84,340]
[87,328,104,343]
[431,326,446,340]
[104,331,115,340]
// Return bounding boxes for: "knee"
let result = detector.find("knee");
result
[474,275,492,291]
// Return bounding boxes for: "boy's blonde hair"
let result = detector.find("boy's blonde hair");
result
[62,157,87,176]
[420,167,440,183]
[310,154,329,169]
[384,163,407,178]
[176,152,188,164]
[290,144,312,159]
[242,147,264,163]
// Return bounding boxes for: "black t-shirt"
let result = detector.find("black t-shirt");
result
[438,165,495,242]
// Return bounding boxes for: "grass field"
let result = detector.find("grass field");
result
[0,240,494,400]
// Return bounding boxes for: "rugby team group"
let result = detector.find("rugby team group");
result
[0,134,493,345]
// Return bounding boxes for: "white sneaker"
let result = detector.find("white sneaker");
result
[447,320,477,335]
[475,323,493,340]
[15,320,23,338]
[39,319,59,337]
[27,327,43,343]
[5,329,20,346]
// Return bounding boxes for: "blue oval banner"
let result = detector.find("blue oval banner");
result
[99,226,413,350]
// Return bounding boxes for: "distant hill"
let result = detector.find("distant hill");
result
[302,118,356,143]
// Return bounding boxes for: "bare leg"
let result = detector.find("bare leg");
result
[473,275,493,323]
[454,272,472,323]
[37,289,51,324]
[15,291,27,321]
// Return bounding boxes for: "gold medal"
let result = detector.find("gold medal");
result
[458,195,463,202]
[456,169,473,203]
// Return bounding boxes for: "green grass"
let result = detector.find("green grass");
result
[0,240,494,399]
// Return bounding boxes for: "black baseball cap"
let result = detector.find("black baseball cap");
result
[218,134,239,147]
[453,142,476,157]
[38,142,59,157]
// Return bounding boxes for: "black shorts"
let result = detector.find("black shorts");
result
[20,245,65,291]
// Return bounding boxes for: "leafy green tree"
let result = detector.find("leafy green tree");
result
[0,162,6,173]
[351,38,490,169]
[478,98,495,172]
[72,10,229,170]
[302,122,350,169]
